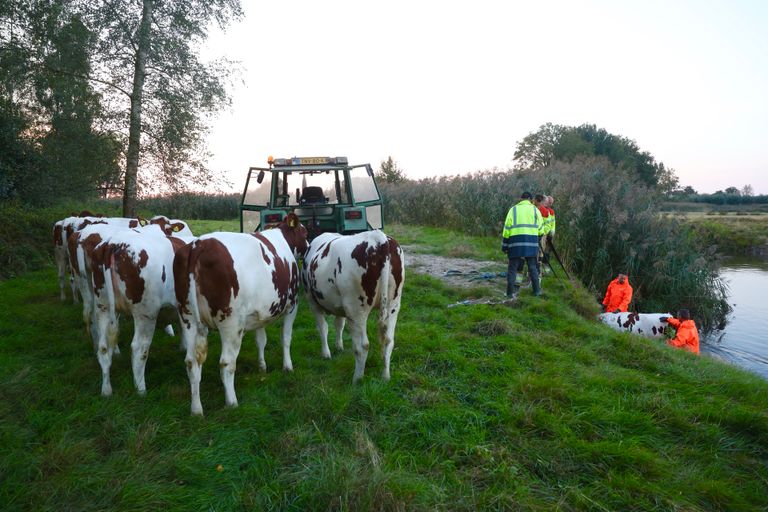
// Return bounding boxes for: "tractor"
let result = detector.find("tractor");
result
[240,156,384,238]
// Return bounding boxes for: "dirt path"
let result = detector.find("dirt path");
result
[402,245,507,291]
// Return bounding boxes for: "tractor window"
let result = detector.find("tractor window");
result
[350,171,379,203]
[282,172,345,205]
[243,170,272,206]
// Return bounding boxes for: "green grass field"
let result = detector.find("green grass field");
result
[1,223,768,510]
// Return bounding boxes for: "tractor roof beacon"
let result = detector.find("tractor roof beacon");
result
[240,156,384,239]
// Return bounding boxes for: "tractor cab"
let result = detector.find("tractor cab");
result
[240,156,384,238]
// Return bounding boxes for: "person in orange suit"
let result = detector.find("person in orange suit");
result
[661,309,700,355]
[602,273,633,313]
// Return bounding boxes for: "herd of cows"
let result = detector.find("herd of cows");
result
[53,211,405,415]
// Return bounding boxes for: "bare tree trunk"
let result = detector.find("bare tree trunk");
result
[122,0,153,217]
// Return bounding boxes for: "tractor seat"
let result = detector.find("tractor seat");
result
[300,186,328,205]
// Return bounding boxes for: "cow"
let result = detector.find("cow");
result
[68,220,191,359]
[301,230,405,383]
[173,213,307,415]
[88,224,193,396]
[599,312,671,338]
[147,215,194,237]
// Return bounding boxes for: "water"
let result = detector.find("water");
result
[702,257,768,379]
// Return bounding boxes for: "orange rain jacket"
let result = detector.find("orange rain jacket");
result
[666,318,700,355]
[602,278,633,312]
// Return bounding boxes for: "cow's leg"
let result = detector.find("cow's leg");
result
[255,328,267,373]
[281,306,298,372]
[94,308,118,396]
[219,323,244,408]
[56,252,67,301]
[183,321,208,416]
[131,314,157,395]
[307,300,331,359]
[69,274,80,304]
[334,316,346,351]
[379,308,400,381]
[349,316,370,383]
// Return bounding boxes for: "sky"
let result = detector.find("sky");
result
[202,0,768,194]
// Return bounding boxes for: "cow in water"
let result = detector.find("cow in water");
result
[173,214,307,416]
[301,230,405,383]
[599,312,671,338]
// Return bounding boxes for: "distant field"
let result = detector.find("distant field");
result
[661,201,768,214]
[2,223,768,510]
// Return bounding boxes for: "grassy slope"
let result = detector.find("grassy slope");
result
[1,223,767,511]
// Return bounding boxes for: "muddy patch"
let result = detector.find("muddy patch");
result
[403,245,507,290]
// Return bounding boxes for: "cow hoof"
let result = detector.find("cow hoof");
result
[191,408,204,417]
[225,400,239,408]
[381,372,391,381]
[335,344,344,352]
[259,364,267,373]
[321,351,332,360]
[101,386,113,397]
[283,365,294,373]
[136,388,147,397]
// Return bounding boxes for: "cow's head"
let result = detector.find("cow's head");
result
[278,213,308,258]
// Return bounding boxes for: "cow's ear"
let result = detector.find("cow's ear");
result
[138,216,148,227]
[172,223,183,232]
[287,214,297,228]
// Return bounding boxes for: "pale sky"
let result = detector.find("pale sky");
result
[202,0,768,194]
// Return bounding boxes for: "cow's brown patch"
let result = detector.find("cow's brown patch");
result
[652,326,657,335]
[112,244,149,304]
[352,240,389,306]
[129,219,139,229]
[277,215,308,256]
[67,233,81,275]
[77,218,107,230]
[189,238,239,322]
[260,245,271,265]
[321,240,333,258]
[173,243,193,328]
[53,224,63,246]
[622,313,640,329]
[168,237,187,253]
[81,233,105,290]
[387,237,403,299]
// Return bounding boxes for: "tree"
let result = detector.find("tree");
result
[379,156,406,183]
[682,185,697,195]
[742,184,754,197]
[724,186,740,195]
[1,0,243,215]
[513,123,677,190]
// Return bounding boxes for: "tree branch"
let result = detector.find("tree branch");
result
[43,64,132,98]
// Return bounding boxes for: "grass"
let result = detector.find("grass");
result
[1,223,768,510]
[674,213,768,256]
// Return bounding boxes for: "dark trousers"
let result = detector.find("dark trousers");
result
[507,256,540,296]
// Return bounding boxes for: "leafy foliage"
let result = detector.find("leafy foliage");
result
[378,156,406,183]
[514,123,679,192]
[0,0,242,212]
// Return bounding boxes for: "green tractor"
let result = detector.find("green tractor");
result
[240,156,384,238]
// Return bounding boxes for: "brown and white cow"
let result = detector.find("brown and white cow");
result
[173,214,307,415]
[53,212,110,302]
[88,225,193,396]
[599,312,671,338]
[301,230,405,383]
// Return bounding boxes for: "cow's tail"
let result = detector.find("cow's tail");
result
[103,252,121,350]
[377,232,393,326]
